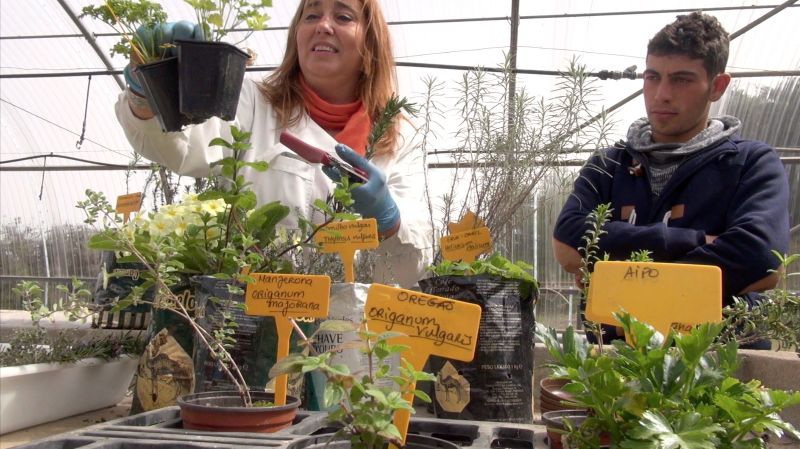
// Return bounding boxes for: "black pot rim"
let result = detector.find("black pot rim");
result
[177,390,301,413]
[175,39,249,57]
[290,432,461,449]
[137,55,178,69]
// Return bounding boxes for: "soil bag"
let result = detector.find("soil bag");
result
[191,276,311,398]
[92,251,150,330]
[418,274,537,423]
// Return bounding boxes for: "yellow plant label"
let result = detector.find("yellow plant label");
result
[314,219,379,283]
[116,192,142,223]
[314,219,379,252]
[365,284,482,363]
[440,227,493,263]
[447,210,486,235]
[586,261,722,337]
[245,273,331,319]
[367,283,482,446]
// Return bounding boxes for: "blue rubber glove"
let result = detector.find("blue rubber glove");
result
[324,144,401,236]
[125,21,203,95]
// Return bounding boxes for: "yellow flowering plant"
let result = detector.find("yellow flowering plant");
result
[76,126,356,405]
[80,127,300,286]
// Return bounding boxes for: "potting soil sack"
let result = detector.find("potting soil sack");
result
[304,283,401,411]
[418,274,537,423]
[191,276,312,398]
[135,328,196,411]
[129,276,195,413]
[92,251,151,330]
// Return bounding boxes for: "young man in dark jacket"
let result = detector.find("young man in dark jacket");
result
[552,12,790,343]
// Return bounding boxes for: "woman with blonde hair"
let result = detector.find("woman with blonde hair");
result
[116,0,430,287]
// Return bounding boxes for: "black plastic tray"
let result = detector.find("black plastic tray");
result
[15,407,548,449]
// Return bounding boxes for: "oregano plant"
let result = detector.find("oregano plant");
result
[270,320,435,449]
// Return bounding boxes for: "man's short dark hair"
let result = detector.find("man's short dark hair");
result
[647,11,730,77]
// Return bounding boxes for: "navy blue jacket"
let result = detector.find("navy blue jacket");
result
[554,137,790,303]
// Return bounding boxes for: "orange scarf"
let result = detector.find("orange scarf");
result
[300,76,371,156]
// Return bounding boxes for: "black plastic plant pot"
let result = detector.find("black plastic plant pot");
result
[286,433,461,449]
[136,57,187,132]
[176,39,248,123]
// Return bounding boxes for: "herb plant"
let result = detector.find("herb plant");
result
[365,95,417,160]
[721,251,800,351]
[81,0,169,62]
[2,280,144,368]
[270,320,435,449]
[537,313,800,448]
[77,126,326,406]
[184,0,272,44]
[427,252,537,285]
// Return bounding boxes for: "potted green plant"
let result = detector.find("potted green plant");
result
[270,320,459,449]
[77,125,338,431]
[1,280,143,435]
[418,253,538,423]
[720,251,800,351]
[177,0,272,123]
[536,312,800,449]
[411,58,613,424]
[80,0,169,64]
[80,0,194,132]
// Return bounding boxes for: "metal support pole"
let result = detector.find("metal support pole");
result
[56,0,125,90]
[563,0,799,141]
[507,0,520,135]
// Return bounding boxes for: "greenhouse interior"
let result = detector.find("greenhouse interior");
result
[0,0,798,448]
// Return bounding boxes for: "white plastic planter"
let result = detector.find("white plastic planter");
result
[0,355,138,434]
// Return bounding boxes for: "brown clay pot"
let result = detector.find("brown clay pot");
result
[178,390,300,433]
[542,409,611,449]
[540,395,583,414]
[542,409,588,449]
[539,378,587,414]
[540,378,574,400]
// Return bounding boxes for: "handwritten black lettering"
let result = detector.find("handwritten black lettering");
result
[396,292,455,311]
[670,322,696,333]
[253,274,314,290]
[623,265,660,280]
[416,323,473,348]
[367,306,437,330]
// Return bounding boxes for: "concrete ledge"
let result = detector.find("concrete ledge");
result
[737,349,800,428]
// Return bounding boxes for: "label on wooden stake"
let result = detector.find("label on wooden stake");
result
[314,219,379,253]
[441,227,492,263]
[245,273,330,319]
[365,284,481,362]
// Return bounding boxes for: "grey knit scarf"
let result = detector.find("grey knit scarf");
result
[626,115,741,197]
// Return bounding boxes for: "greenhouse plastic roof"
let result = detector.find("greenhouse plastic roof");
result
[1,0,799,227]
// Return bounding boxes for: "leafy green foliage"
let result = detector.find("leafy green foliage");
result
[0,328,143,367]
[270,320,435,449]
[80,0,169,61]
[12,279,94,324]
[184,0,272,44]
[628,249,653,263]
[312,175,360,222]
[427,252,538,285]
[536,313,800,448]
[365,95,417,159]
[720,251,800,351]
[76,126,312,406]
[2,280,144,367]
[578,202,612,294]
